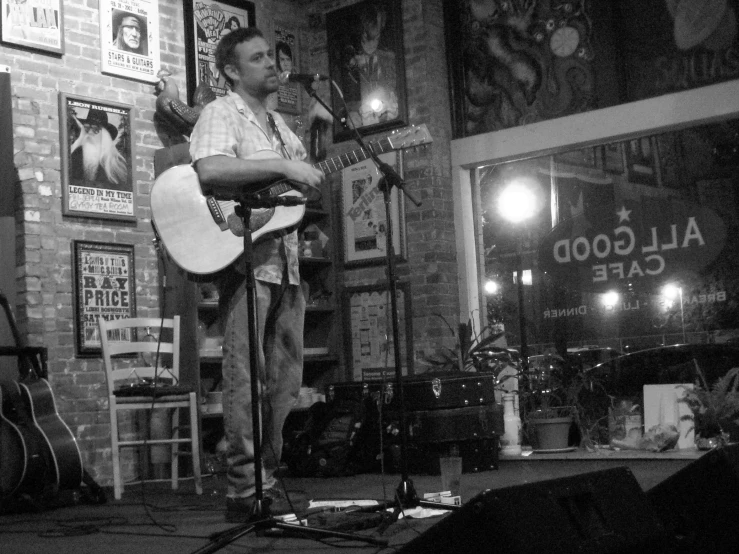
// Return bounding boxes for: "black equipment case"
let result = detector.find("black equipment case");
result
[326,373,502,475]
[328,372,500,411]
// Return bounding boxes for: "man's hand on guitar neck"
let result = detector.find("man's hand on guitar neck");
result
[282,159,325,191]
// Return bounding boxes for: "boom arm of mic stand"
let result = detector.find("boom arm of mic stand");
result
[301,83,421,208]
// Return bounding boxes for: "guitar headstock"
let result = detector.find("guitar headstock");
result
[387,124,433,151]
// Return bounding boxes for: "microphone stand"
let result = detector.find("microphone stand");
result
[301,82,460,533]
[191,192,387,553]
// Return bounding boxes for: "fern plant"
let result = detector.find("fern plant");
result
[680,366,739,438]
[419,313,510,373]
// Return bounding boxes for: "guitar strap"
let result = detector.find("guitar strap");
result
[266,112,291,160]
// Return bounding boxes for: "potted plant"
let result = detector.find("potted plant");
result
[679,366,739,450]
[419,313,513,374]
[522,353,609,451]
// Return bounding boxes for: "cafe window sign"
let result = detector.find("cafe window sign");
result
[538,199,727,293]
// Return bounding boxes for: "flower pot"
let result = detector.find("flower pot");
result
[528,415,574,451]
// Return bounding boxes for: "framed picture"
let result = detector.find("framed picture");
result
[326,0,407,142]
[340,151,406,266]
[343,281,413,382]
[184,0,255,105]
[601,142,625,174]
[1,0,64,54]
[72,240,136,357]
[626,136,660,186]
[273,21,300,115]
[59,93,136,221]
[99,0,160,83]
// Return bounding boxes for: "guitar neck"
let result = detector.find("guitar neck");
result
[313,137,394,177]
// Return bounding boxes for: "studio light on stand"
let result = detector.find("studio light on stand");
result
[497,180,538,429]
[663,283,686,344]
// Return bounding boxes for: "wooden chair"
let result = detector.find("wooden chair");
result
[98,316,202,500]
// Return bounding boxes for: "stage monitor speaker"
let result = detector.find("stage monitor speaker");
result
[646,443,739,553]
[397,467,668,554]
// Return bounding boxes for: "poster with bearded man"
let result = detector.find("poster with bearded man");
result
[99,0,160,83]
[60,93,137,222]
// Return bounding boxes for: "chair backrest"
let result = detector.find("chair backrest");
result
[98,316,181,396]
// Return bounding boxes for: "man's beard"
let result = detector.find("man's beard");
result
[81,129,127,185]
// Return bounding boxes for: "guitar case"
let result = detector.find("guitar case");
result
[328,372,500,411]
[326,373,502,476]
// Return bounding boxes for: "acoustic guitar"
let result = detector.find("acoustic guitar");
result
[0,379,52,498]
[0,383,25,497]
[150,124,432,274]
[0,291,84,494]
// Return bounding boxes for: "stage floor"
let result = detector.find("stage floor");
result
[0,450,701,554]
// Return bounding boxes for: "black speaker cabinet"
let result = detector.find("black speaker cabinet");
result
[398,467,668,553]
[646,443,739,553]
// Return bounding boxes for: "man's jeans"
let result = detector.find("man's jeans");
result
[220,277,304,498]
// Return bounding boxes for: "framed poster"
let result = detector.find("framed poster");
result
[99,0,160,83]
[341,151,405,266]
[326,0,407,142]
[626,136,660,186]
[73,240,136,357]
[601,142,625,174]
[59,93,136,221]
[184,0,255,104]
[0,0,64,54]
[274,21,300,114]
[343,281,413,382]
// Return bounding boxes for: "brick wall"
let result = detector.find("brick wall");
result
[2,0,319,486]
[304,0,459,374]
[3,0,460,485]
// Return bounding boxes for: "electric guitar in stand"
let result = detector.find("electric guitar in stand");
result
[150,124,432,274]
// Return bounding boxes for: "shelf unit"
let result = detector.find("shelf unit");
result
[154,144,341,454]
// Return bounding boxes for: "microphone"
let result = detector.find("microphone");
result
[279,71,329,86]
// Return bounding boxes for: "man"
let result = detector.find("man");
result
[346,1,398,126]
[275,41,293,74]
[114,13,143,53]
[189,27,324,522]
[69,108,127,189]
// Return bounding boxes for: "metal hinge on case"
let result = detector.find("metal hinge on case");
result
[432,377,442,399]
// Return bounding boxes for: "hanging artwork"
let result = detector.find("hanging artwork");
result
[59,93,136,222]
[184,0,255,104]
[0,0,64,54]
[340,151,406,266]
[274,21,301,114]
[326,0,408,142]
[73,240,136,357]
[343,281,413,382]
[99,0,161,83]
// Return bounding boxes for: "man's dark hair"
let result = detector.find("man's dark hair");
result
[275,41,293,72]
[215,27,265,88]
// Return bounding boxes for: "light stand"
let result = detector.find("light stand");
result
[301,82,460,532]
[191,193,387,553]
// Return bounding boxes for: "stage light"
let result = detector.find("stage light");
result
[603,290,619,308]
[484,280,499,295]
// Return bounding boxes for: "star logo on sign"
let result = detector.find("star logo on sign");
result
[616,206,631,223]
